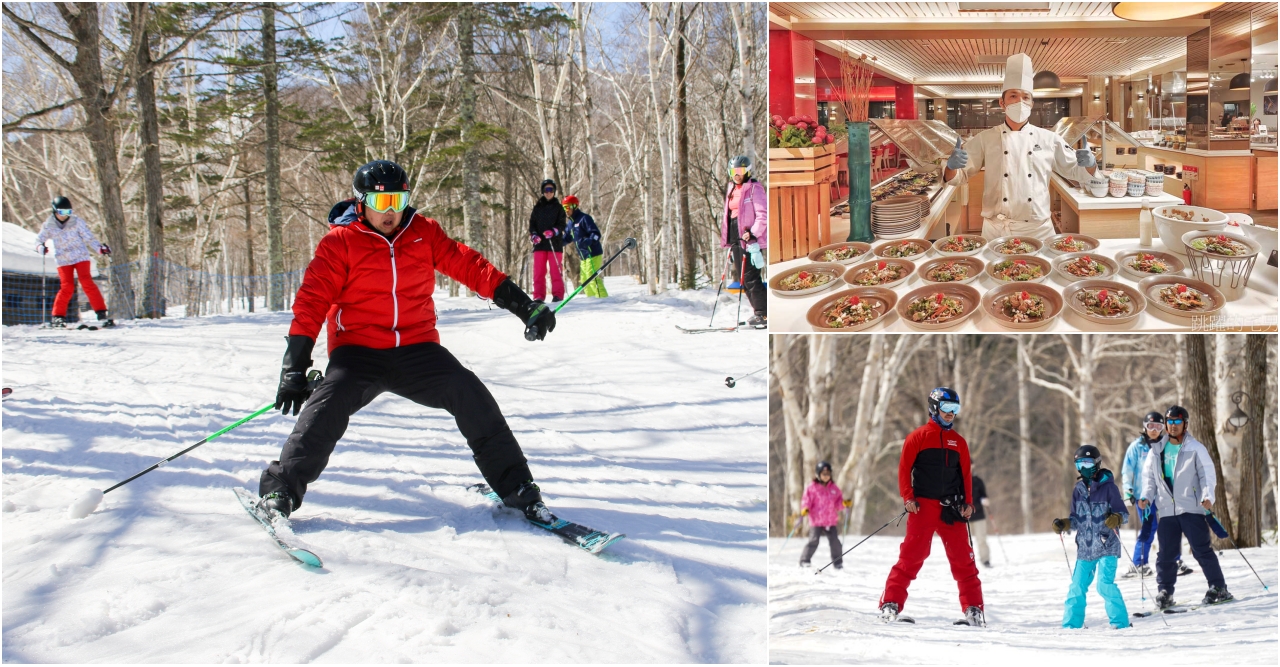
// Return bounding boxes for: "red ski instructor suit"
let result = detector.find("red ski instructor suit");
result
[879,419,984,613]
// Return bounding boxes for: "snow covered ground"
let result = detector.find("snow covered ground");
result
[2,277,767,663]
[769,529,1278,664]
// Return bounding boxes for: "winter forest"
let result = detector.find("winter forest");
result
[769,334,1278,549]
[2,2,767,316]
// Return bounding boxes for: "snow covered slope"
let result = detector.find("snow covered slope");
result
[769,531,1277,664]
[2,277,767,663]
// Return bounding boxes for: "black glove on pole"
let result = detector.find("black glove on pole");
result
[521,237,637,341]
[493,279,557,341]
[276,335,318,415]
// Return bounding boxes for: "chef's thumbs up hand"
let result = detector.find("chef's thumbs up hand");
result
[946,136,968,171]
[1075,148,1097,168]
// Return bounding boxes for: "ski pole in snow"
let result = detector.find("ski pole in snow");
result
[1208,511,1270,592]
[732,247,747,327]
[66,389,309,519]
[1058,532,1074,577]
[1117,529,1168,626]
[816,509,907,574]
[40,243,48,327]
[525,237,636,341]
[780,515,801,553]
[725,366,766,388]
[989,514,1010,565]
[707,249,731,328]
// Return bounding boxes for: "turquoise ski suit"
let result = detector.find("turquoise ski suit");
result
[1063,467,1130,629]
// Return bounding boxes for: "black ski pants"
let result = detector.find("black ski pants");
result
[259,342,532,508]
[728,242,766,317]
[800,526,843,567]
[1155,512,1226,593]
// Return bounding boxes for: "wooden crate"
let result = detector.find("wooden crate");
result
[768,183,832,262]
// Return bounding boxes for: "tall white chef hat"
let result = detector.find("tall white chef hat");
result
[1002,53,1034,96]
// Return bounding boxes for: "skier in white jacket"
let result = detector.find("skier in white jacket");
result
[34,196,113,328]
[1137,405,1232,609]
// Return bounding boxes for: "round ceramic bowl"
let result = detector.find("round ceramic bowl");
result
[1052,252,1120,283]
[1043,233,1100,258]
[917,256,984,286]
[1062,279,1147,325]
[843,258,916,290]
[895,283,982,330]
[987,236,1044,258]
[806,287,898,332]
[980,282,1064,330]
[1138,275,1226,319]
[872,238,931,261]
[986,254,1052,285]
[1114,249,1186,281]
[1180,229,1261,260]
[807,241,873,266]
[932,234,988,258]
[1151,205,1229,255]
[768,262,845,298]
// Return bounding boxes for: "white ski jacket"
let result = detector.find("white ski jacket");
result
[1138,433,1216,518]
[34,215,105,267]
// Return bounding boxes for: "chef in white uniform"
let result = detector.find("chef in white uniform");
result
[943,54,1097,241]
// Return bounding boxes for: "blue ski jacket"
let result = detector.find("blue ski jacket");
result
[563,210,603,258]
[1068,467,1129,561]
[1121,434,1165,501]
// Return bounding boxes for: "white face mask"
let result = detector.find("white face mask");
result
[1005,99,1032,124]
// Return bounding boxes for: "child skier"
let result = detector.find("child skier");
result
[1052,444,1130,629]
[799,461,850,569]
[561,195,608,297]
[34,196,114,328]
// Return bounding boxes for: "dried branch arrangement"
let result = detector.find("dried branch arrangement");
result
[834,52,878,122]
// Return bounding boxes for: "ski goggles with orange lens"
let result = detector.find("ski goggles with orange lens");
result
[730,167,749,178]
[363,191,409,213]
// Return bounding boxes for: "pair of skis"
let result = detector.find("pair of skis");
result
[234,484,624,568]
[1132,597,1236,618]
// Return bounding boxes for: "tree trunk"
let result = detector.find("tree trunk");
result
[1077,335,1096,447]
[244,181,255,313]
[674,5,694,289]
[132,4,165,319]
[728,2,756,168]
[262,5,285,311]
[839,334,882,534]
[647,5,672,292]
[1184,334,1234,546]
[1234,335,1267,547]
[1017,337,1033,534]
[576,4,598,215]
[458,4,482,261]
[1173,333,1187,403]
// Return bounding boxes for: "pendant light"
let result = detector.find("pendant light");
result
[1229,72,1250,90]
[1265,78,1278,93]
[1112,2,1224,21]
[1033,70,1062,92]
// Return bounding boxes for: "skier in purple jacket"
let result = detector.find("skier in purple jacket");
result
[720,155,767,329]
[799,461,850,569]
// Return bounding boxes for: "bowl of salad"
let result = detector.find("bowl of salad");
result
[806,287,898,332]
[987,236,1043,258]
[1181,230,1260,258]
[917,256,983,286]
[873,239,931,260]
[1114,249,1185,280]
[768,262,845,297]
[808,241,873,265]
[980,283,1063,330]
[1043,233,1100,257]
[932,235,988,258]
[895,284,981,330]
[1061,279,1146,325]
[1052,252,1119,283]
[986,255,1051,284]
[843,258,916,290]
[1138,275,1225,319]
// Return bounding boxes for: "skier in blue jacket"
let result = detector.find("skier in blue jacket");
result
[1052,444,1130,629]
[1120,411,1190,579]
[560,195,608,298]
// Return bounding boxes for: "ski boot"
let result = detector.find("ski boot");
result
[1202,586,1233,605]
[879,602,900,623]
[799,561,812,568]
[1177,561,1194,576]
[1154,589,1176,611]
[257,491,294,519]
[982,560,992,568]
[50,316,67,329]
[747,313,767,329]
[502,481,555,524]
[95,309,115,328]
[1139,564,1154,577]
[959,606,986,627]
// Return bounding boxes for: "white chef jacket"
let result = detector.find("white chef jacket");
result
[947,122,1095,240]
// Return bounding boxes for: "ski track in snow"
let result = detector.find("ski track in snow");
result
[2,278,766,663]
[768,532,1278,664]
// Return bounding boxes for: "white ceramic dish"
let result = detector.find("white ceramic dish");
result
[1151,205,1228,256]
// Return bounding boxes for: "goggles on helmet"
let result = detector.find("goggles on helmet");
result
[55,208,73,216]
[937,401,961,415]
[364,191,409,213]
[1075,457,1099,470]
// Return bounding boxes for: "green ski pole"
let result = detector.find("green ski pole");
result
[525,237,637,341]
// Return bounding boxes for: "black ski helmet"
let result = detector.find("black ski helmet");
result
[729,155,753,178]
[1165,405,1190,422]
[816,461,833,476]
[1143,411,1165,426]
[1074,444,1101,461]
[927,387,960,416]
[51,196,71,214]
[352,160,410,196]
[540,178,557,193]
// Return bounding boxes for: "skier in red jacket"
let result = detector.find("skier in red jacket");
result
[878,387,986,626]
[256,160,558,524]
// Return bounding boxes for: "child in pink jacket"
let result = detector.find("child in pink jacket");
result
[800,461,850,569]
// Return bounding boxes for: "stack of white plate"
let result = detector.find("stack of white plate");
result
[871,195,929,239]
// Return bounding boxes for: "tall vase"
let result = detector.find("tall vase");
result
[846,121,874,243]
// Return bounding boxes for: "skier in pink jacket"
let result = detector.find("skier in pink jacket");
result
[800,461,850,569]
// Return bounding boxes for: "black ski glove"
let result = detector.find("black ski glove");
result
[1052,518,1071,534]
[492,278,556,341]
[276,335,315,415]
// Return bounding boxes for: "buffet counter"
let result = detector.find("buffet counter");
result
[1135,145,1253,211]
[768,237,1277,333]
[1050,174,1182,239]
